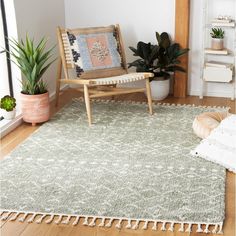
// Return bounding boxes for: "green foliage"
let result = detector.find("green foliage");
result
[8,35,56,95]
[128,32,189,80]
[0,95,16,112]
[210,28,224,39]
[128,42,159,73]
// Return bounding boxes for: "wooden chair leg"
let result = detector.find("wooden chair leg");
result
[145,78,153,115]
[55,59,62,107]
[111,84,117,100]
[84,85,92,126]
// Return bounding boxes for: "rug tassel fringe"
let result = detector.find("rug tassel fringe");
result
[168,222,174,232]
[186,223,192,232]
[212,224,219,234]
[76,98,230,111]
[72,216,80,226]
[0,209,225,234]
[9,212,20,221]
[98,218,105,227]
[83,216,89,226]
[19,213,28,222]
[1,212,11,221]
[115,219,122,229]
[142,220,148,230]
[62,216,71,224]
[45,215,55,224]
[152,221,157,230]
[217,223,223,234]
[126,219,132,229]
[204,224,210,234]
[179,223,184,232]
[36,214,46,224]
[89,217,96,227]
[132,220,140,230]
[196,223,203,233]
[105,218,113,228]
[27,213,37,223]
[161,221,166,231]
[55,215,63,224]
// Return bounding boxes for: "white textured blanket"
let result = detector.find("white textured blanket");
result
[191,114,236,173]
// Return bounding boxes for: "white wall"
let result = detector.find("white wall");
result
[65,0,175,65]
[13,0,65,96]
[65,0,235,98]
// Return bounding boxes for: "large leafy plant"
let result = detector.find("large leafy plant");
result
[0,95,16,111]
[128,32,189,80]
[128,42,159,73]
[9,35,56,95]
[154,32,189,78]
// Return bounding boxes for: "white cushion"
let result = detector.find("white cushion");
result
[191,114,236,173]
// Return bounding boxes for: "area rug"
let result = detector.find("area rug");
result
[0,99,227,233]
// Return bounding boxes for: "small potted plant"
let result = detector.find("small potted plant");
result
[210,28,224,50]
[0,95,16,120]
[129,32,189,100]
[8,35,56,126]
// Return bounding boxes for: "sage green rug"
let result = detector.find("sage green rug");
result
[0,99,226,233]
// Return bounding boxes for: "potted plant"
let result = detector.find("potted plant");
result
[0,95,16,120]
[8,35,56,126]
[129,32,189,100]
[210,28,224,50]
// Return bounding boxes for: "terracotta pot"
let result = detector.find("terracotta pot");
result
[21,92,50,126]
[211,38,224,50]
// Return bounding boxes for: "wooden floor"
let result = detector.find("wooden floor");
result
[0,89,235,236]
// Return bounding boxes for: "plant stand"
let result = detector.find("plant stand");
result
[200,0,236,101]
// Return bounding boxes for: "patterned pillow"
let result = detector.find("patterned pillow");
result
[66,26,123,77]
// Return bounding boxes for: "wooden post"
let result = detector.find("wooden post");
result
[174,0,190,97]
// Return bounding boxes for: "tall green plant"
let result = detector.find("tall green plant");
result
[9,35,56,95]
[155,32,189,77]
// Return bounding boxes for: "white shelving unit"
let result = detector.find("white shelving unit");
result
[200,0,236,100]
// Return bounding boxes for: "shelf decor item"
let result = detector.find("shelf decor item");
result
[210,28,224,50]
[0,95,16,120]
[203,65,233,83]
[8,35,56,126]
[204,48,228,55]
[128,32,189,100]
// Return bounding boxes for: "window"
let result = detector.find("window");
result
[0,0,20,136]
[0,0,13,98]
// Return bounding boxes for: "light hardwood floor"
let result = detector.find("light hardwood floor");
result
[0,89,235,236]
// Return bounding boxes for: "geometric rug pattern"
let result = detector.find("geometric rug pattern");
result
[0,99,226,233]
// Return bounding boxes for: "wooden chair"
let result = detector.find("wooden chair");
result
[56,24,154,125]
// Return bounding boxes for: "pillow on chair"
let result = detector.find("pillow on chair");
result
[66,25,124,77]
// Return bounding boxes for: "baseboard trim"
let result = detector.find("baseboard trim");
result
[189,90,236,99]
[49,85,69,102]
